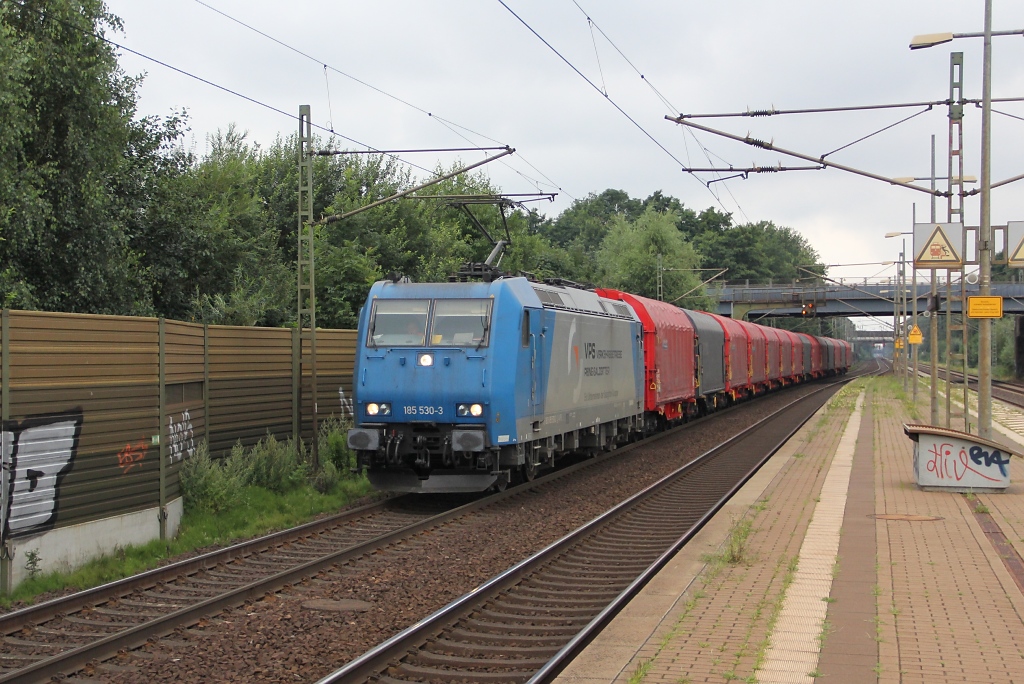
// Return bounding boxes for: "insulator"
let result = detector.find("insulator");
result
[746,136,772,149]
[746,109,777,117]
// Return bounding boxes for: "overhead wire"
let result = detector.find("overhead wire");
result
[322,65,336,132]
[7,0,443,176]
[191,0,569,199]
[992,107,1024,124]
[820,107,932,159]
[496,1,692,173]
[564,0,748,220]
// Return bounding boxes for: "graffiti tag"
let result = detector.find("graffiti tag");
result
[926,442,1005,483]
[168,410,195,464]
[117,440,148,475]
[2,411,83,540]
[338,387,353,418]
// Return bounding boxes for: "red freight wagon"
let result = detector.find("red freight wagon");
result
[738,320,768,389]
[799,333,824,377]
[762,326,785,384]
[707,313,751,397]
[782,330,804,379]
[595,289,697,422]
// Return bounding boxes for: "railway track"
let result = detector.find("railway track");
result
[0,495,463,683]
[317,371,865,684]
[918,363,1024,409]
[0,368,870,683]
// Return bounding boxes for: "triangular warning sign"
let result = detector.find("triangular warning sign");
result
[1011,236,1024,265]
[910,325,922,336]
[916,225,961,266]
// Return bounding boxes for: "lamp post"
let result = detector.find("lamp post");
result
[909,1,1022,439]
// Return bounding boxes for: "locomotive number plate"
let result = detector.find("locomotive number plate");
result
[404,405,444,416]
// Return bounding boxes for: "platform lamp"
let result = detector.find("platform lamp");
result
[910,4,1024,439]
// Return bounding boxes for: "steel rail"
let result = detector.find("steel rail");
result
[529,364,882,683]
[0,494,398,633]
[315,368,871,683]
[1,372,794,682]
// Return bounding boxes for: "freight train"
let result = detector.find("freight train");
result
[346,277,850,493]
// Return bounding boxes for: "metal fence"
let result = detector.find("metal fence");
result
[0,310,355,550]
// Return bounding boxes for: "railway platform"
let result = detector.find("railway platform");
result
[555,378,1024,683]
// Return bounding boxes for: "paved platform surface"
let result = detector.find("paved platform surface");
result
[555,377,1024,683]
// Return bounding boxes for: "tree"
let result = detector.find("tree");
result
[595,207,711,310]
[694,220,822,283]
[0,0,182,314]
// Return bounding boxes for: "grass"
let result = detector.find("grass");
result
[1,426,377,609]
[3,478,376,609]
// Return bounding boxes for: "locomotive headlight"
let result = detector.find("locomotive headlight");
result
[366,402,391,417]
[457,403,484,417]
[417,353,434,367]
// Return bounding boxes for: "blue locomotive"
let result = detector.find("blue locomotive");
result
[347,277,645,492]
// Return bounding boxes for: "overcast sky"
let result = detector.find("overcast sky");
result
[104,0,1024,295]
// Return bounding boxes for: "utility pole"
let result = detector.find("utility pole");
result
[297,105,318,466]
[978,0,994,439]
[929,135,939,424]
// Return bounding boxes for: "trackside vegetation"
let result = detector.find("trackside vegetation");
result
[0,420,376,609]
[1,2,830,327]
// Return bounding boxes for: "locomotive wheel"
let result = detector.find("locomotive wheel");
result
[521,458,537,482]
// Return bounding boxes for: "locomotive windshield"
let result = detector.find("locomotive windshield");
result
[368,299,430,346]
[430,299,492,347]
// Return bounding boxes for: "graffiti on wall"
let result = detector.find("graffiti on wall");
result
[2,411,83,540]
[338,387,353,418]
[167,410,195,464]
[117,440,148,475]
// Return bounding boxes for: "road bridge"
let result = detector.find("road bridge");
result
[713,280,1024,320]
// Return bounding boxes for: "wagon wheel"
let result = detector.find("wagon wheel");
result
[521,457,537,483]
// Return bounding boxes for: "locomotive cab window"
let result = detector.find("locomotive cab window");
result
[430,299,492,347]
[369,299,430,346]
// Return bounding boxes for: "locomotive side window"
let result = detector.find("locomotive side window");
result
[521,310,530,347]
[430,299,492,347]
[368,299,430,346]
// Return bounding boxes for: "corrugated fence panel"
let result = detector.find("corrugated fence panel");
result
[164,321,206,502]
[1,312,360,544]
[208,325,294,455]
[300,329,357,441]
[4,312,160,539]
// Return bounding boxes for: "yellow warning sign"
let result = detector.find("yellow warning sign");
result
[1009,221,1024,268]
[1011,237,1024,267]
[915,224,961,267]
[967,296,1003,319]
[908,325,923,345]
[895,337,904,349]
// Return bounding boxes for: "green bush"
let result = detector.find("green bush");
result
[318,415,356,473]
[180,419,361,513]
[224,433,308,494]
[179,442,241,513]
